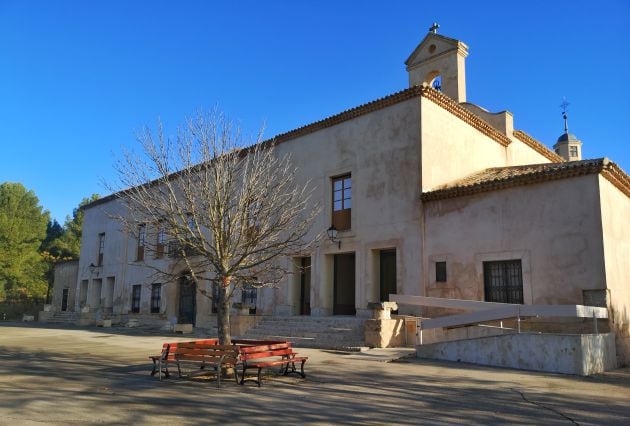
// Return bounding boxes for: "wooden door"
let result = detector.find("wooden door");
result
[300,257,311,315]
[61,288,69,311]
[333,253,355,315]
[379,249,397,302]
[178,277,196,325]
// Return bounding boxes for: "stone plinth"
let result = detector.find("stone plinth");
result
[38,311,53,322]
[232,302,254,316]
[364,318,406,348]
[96,319,112,328]
[231,315,262,336]
[367,302,399,320]
[174,323,193,334]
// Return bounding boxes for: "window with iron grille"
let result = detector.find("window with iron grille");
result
[483,260,523,304]
[168,240,182,258]
[150,284,161,313]
[435,261,447,282]
[131,284,141,313]
[332,175,351,230]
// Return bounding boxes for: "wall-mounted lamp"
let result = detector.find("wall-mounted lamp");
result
[88,263,98,276]
[327,225,341,249]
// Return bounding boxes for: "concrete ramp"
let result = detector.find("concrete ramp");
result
[416,332,617,375]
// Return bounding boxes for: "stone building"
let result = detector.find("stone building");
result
[52,30,630,365]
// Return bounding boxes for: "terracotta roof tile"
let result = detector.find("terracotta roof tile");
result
[265,85,512,148]
[422,158,630,201]
[512,130,565,162]
[85,85,521,210]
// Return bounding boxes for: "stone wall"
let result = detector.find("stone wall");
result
[416,332,617,375]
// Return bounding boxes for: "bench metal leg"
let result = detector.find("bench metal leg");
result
[239,364,263,387]
[151,357,171,378]
[233,366,239,384]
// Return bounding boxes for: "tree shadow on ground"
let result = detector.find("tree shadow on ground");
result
[0,345,629,425]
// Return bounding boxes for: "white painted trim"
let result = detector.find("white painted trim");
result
[389,294,608,330]
[391,294,508,311]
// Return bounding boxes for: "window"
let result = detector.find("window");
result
[431,75,442,91]
[332,175,351,230]
[136,224,146,261]
[435,261,447,282]
[97,233,105,266]
[582,289,607,308]
[156,222,166,258]
[241,284,258,315]
[131,284,141,313]
[211,284,219,314]
[150,284,161,313]
[569,146,578,157]
[168,240,181,258]
[61,288,69,311]
[80,280,88,306]
[483,260,523,304]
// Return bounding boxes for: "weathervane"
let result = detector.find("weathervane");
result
[560,98,570,133]
[429,22,440,34]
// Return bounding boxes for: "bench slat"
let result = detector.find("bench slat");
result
[248,357,308,368]
[240,348,295,360]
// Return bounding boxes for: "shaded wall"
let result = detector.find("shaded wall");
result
[422,175,606,305]
[598,176,630,365]
[51,260,79,312]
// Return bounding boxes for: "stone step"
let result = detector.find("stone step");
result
[242,324,363,333]
[239,315,367,351]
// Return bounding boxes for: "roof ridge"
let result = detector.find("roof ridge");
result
[419,86,512,147]
[422,159,622,202]
[513,130,565,162]
[264,86,424,145]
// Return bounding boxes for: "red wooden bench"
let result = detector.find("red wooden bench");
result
[173,343,240,388]
[238,342,307,387]
[149,338,218,380]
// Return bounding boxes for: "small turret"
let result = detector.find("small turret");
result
[553,101,582,161]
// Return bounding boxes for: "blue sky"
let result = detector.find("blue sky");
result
[1,0,629,223]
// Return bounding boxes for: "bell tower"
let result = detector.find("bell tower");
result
[553,100,582,161]
[405,23,469,103]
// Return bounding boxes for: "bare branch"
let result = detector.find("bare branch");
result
[107,110,320,343]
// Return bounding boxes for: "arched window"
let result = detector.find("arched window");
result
[424,70,441,91]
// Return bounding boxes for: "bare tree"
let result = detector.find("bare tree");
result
[110,110,318,344]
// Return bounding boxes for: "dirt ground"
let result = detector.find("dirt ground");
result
[0,323,628,425]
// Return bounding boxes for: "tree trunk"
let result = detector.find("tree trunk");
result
[216,279,231,345]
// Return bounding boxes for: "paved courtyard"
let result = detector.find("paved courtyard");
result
[0,323,629,425]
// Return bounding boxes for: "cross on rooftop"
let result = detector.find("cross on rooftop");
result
[560,98,570,132]
[429,22,440,34]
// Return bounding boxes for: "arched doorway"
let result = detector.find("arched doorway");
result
[178,276,196,325]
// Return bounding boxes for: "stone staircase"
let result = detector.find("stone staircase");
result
[237,316,367,351]
[44,311,78,325]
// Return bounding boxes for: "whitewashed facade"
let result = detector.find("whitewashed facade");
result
[60,31,629,364]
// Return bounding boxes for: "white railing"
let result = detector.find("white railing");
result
[389,294,608,342]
